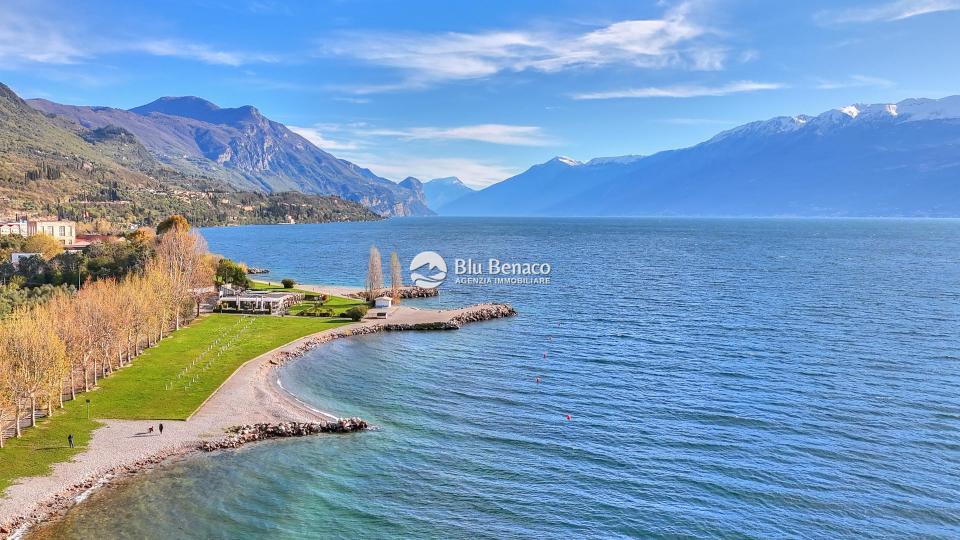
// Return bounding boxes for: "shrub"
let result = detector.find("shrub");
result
[344,306,367,321]
[281,278,296,289]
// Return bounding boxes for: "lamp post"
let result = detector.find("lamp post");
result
[85,399,91,419]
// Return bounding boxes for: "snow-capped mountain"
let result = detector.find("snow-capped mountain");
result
[421,176,475,211]
[444,95,960,217]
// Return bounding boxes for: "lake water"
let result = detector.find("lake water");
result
[35,218,960,538]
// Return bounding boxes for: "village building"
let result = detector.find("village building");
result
[0,220,27,236]
[27,219,76,246]
[217,287,303,315]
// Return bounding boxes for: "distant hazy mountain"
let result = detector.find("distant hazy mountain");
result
[422,176,475,211]
[443,96,960,217]
[29,96,431,216]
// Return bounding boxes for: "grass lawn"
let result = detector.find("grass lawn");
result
[0,400,99,492]
[93,314,349,420]
[0,313,349,492]
[288,295,367,317]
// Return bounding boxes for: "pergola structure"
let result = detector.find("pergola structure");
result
[217,288,303,315]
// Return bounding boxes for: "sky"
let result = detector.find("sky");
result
[1,0,959,187]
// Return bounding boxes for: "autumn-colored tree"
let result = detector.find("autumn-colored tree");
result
[143,259,175,344]
[156,215,190,235]
[34,302,69,414]
[127,227,156,246]
[390,251,402,303]
[154,229,213,328]
[0,340,14,447]
[0,305,67,431]
[47,290,84,400]
[366,245,384,301]
[23,233,64,260]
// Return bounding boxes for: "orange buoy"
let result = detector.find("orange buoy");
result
[565,415,571,421]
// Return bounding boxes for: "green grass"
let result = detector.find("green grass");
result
[0,313,350,491]
[93,314,348,420]
[0,400,99,492]
[288,295,367,317]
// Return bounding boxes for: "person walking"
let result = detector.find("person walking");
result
[67,434,74,448]
[159,423,164,435]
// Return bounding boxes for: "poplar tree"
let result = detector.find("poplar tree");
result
[366,245,384,301]
[390,251,402,303]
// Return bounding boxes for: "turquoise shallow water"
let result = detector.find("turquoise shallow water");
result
[35,218,960,538]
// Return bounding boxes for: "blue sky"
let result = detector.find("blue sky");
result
[2,0,959,187]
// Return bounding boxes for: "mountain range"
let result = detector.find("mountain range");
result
[442,96,960,217]
[28,95,431,217]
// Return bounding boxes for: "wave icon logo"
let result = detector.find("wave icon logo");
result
[409,251,447,289]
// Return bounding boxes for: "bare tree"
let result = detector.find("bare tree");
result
[366,245,384,301]
[155,229,214,329]
[390,251,403,303]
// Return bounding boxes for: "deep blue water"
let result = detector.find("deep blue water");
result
[37,218,960,538]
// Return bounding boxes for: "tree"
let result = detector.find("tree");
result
[366,245,384,301]
[127,227,156,245]
[156,215,190,235]
[0,305,67,432]
[215,258,251,289]
[154,229,214,328]
[0,340,14,448]
[344,306,367,321]
[23,233,63,260]
[281,278,295,289]
[390,251,402,303]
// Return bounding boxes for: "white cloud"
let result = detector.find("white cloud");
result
[0,3,277,67]
[311,122,554,147]
[364,124,554,146]
[815,0,960,24]
[339,153,519,188]
[0,12,89,64]
[573,80,784,100]
[135,40,279,66]
[815,74,894,90]
[288,126,363,151]
[320,2,728,92]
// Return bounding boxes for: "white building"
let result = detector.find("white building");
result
[0,221,27,236]
[372,296,393,319]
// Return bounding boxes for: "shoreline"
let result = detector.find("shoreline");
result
[0,302,515,538]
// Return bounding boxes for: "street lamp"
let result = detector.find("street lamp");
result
[85,399,91,419]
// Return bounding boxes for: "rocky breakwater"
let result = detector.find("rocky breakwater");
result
[269,303,517,368]
[347,286,438,299]
[199,418,369,451]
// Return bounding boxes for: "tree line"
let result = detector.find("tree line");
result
[0,217,214,448]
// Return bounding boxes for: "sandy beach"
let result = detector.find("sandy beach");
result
[0,302,513,538]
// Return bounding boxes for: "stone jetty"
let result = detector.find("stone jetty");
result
[270,303,517,367]
[199,419,369,451]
